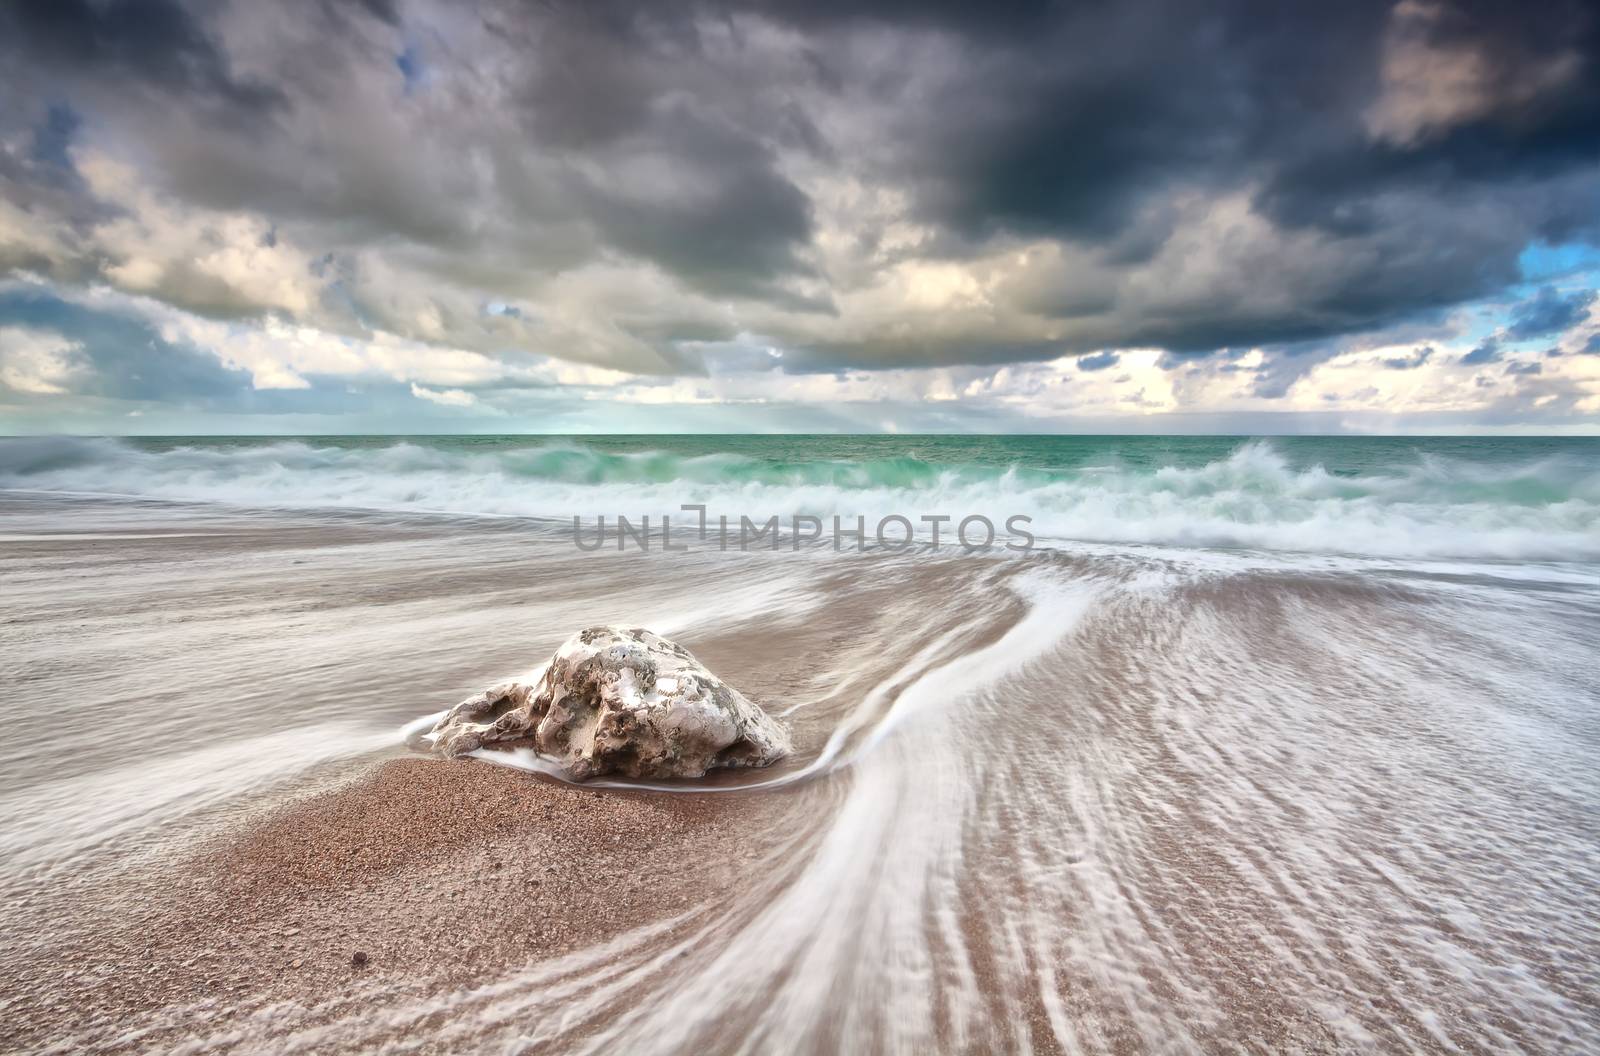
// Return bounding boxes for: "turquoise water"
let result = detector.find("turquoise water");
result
[118,433,1596,478]
[1,434,1597,560]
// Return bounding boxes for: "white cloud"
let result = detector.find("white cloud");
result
[77,153,326,320]
[0,326,87,395]
[410,381,493,411]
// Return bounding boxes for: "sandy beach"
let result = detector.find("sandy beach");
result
[1,755,798,1054]
[3,464,1599,1053]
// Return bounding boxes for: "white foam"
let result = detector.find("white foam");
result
[0,722,403,878]
[3,436,1597,561]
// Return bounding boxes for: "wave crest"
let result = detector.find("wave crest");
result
[1,436,1597,561]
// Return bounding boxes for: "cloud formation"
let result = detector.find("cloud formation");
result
[2,0,1599,430]
[1507,285,1598,340]
[1382,346,1434,370]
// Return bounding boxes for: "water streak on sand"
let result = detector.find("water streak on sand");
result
[2,437,1599,1053]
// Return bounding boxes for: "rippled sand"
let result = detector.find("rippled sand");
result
[2,493,1598,1054]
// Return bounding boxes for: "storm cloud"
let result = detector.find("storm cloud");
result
[2,0,1599,429]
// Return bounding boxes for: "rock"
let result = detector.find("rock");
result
[426,626,791,781]
[351,951,368,967]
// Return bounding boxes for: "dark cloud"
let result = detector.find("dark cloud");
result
[2,0,1600,382]
[1382,346,1433,370]
[1248,340,1346,399]
[473,1,827,294]
[567,107,815,292]
[790,337,1064,373]
[1076,351,1119,372]
[29,103,79,172]
[746,0,1599,363]
[1584,333,1600,355]
[0,0,283,114]
[1460,338,1501,365]
[1506,284,1598,340]
[1503,360,1542,376]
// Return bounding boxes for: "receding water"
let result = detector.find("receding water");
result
[1,435,1597,1053]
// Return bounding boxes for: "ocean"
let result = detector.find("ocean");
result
[1,433,1598,1052]
[3,433,1598,558]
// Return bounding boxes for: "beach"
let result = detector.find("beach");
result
[1,756,792,1054]
[2,436,1599,1053]
[9,0,1600,1046]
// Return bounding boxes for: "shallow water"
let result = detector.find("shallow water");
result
[1,436,1598,1052]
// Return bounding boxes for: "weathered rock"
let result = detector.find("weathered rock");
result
[427,626,791,781]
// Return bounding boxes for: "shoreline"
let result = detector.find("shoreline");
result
[4,492,1597,1053]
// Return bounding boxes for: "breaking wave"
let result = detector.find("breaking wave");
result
[1,435,1597,561]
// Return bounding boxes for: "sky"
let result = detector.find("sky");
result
[2,0,1599,435]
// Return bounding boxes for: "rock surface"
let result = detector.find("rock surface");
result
[426,626,792,781]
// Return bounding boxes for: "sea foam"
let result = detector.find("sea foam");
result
[1,435,1597,561]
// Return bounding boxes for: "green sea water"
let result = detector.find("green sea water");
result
[1,434,1597,560]
[120,432,1596,476]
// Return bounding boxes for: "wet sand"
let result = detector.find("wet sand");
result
[0,755,796,1055]
[4,494,1599,1054]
